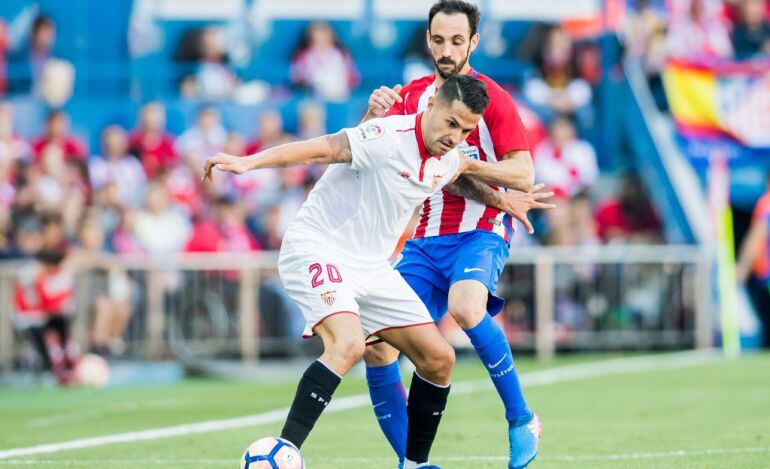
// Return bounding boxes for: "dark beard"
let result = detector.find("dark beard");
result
[433,45,471,79]
[434,56,467,79]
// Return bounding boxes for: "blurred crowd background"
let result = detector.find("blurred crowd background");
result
[0,0,767,371]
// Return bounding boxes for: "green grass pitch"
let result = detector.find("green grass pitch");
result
[1,353,769,468]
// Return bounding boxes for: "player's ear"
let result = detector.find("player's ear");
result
[469,33,480,53]
[425,29,431,47]
[427,96,435,111]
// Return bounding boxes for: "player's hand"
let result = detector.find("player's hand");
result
[368,84,403,117]
[202,153,251,181]
[499,184,555,235]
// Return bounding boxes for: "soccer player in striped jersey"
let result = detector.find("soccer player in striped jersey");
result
[362,2,543,468]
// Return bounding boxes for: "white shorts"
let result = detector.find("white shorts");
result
[277,240,433,344]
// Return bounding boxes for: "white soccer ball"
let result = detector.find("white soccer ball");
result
[74,354,110,388]
[240,437,304,469]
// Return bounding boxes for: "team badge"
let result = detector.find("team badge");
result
[320,290,336,307]
[399,171,411,179]
[431,173,443,188]
[357,123,383,141]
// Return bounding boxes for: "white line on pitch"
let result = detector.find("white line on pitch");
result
[0,350,720,460]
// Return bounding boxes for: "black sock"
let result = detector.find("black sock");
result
[280,360,342,448]
[405,372,450,464]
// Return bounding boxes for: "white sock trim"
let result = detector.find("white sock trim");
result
[316,359,343,379]
[414,370,450,389]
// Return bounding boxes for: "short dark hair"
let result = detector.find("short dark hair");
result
[428,1,481,37]
[436,75,488,115]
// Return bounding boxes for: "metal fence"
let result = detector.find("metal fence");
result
[0,245,712,371]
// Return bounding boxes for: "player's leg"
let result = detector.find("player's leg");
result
[276,246,363,449]
[378,323,454,469]
[446,231,539,468]
[363,238,448,462]
[280,312,364,448]
[362,341,407,460]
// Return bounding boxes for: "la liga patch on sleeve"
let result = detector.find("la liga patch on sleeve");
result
[357,123,383,141]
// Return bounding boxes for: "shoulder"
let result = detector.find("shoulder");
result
[401,74,436,97]
[476,73,515,104]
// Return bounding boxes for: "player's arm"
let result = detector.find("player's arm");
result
[202,131,352,180]
[457,151,534,192]
[445,176,554,234]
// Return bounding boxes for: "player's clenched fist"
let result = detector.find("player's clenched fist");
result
[202,153,251,181]
[367,84,403,117]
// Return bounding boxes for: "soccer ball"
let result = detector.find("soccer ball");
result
[73,354,110,388]
[240,437,304,469]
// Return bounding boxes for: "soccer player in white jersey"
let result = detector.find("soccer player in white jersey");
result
[361,2,544,468]
[204,75,540,469]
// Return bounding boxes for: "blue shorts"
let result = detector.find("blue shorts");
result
[393,229,509,322]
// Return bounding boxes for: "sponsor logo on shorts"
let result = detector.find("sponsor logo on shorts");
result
[320,290,336,307]
[358,123,383,141]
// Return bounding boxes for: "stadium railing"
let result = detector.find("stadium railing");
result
[0,244,712,371]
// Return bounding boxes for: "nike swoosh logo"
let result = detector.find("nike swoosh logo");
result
[463,267,484,273]
[488,354,508,369]
[373,401,387,408]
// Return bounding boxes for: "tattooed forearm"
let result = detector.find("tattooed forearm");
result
[323,131,353,164]
[445,175,502,207]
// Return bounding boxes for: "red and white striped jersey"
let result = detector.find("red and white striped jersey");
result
[386,69,530,243]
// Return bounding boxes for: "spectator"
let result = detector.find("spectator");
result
[13,248,77,385]
[666,0,733,59]
[186,196,259,253]
[73,213,133,356]
[133,183,191,254]
[625,0,669,109]
[89,125,146,207]
[8,15,56,94]
[731,0,770,59]
[129,102,177,178]
[40,211,68,252]
[290,22,360,102]
[523,26,593,124]
[297,101,326,140]
[737,172,770,347]
[541,192,598,247]
[594,173,662,244]
[534,115,599,198]
[181,27,236,100]
[175,105,226,169]
[31,110,86,164]
[0,102,30,163]
[110,208,142,254]
[245,110,294,154]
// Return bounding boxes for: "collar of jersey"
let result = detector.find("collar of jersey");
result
[414,112,441,163]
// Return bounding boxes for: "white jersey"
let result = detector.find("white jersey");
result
[284,113,461,267]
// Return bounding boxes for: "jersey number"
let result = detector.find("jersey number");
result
[309,263,343,288]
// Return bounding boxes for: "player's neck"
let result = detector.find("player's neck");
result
[433,64,473,87]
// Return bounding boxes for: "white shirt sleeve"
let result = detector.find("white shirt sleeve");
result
[342,119,393,171]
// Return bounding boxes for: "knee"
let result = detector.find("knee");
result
[448,301,486,329]
[419,343,455,381]
[327,336,366,369]
[363,342,400,367]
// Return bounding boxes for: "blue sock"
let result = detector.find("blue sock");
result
[465,314,530,422]
[366,361,408,461]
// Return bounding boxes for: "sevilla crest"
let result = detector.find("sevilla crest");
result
[320,290,336,307]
